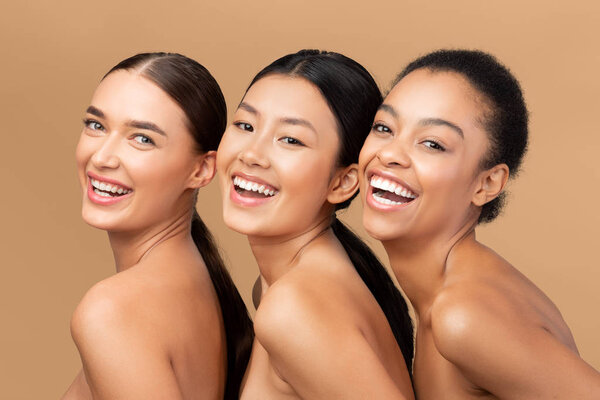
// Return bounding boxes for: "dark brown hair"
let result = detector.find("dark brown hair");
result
[105,52,253,399]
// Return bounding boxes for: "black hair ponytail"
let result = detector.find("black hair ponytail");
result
[248,50,414,373]
[191,210,253,399]
[331,217,414,372]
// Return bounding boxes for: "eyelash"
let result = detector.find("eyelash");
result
[132,134,155,146]
[422,139,446,151]
[234,122,253,132]
[372,123,391,134]
[83,118,104,131]
[279,136,305,146]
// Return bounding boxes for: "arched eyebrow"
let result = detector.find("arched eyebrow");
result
[85,105,166,136]
[419,118,463,138]
[377,103,464,138]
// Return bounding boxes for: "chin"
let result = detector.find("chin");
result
[362,213,407,242]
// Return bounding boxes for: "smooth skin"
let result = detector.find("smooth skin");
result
[217,75,414,400]
[62,70,226,400]
[359,69,600,399]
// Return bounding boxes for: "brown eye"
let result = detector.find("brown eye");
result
[235,122,253,132]
[372,123,391,134]
[279,136,304,146]
[423,140,445,151]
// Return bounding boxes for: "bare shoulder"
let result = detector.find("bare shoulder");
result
[254,272,413,399]
[429,243,600,398]
[70,270,159,347]
[71,259,216,349]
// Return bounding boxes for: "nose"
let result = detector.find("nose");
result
[238,131,270,169]
[377,137,411,168]
[91,132,121,170]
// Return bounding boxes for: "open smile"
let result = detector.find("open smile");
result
[87,172,133,205]
[367,173,418,210]
[230,173,279,207]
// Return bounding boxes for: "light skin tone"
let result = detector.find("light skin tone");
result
[62,70,226,400]
[359,68,600,399]
[217,74,414,399]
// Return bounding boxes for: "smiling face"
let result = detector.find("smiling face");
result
[76,70,203,232]
[359,69,495,242]
[217,74,342,239]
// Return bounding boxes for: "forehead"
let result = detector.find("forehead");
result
[386,69,489,130]
[90,70,188,130]
[243,74,339,133]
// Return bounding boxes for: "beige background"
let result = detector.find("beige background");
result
[1,0,598,398]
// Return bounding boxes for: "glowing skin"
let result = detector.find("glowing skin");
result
[76,70,201,237]
[359,69,600,399]
[218,75,340,242]
[63,70,225,400]
[217,74,414,399]
[360,69,493,244]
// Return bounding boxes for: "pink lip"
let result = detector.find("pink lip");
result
[87,171,132,190]
[229,172,278,207]
[364,169,418,212]
[86,172,133,206]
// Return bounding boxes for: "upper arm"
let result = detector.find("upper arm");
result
[255,282,412,400]
[70,282,183,400]
[431,293,600,399]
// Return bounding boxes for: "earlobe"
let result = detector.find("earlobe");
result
[327,164,360,205]
[472,163,509,206]
[187,151,216,189]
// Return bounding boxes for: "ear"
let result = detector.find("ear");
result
[472,163,509,207]
[327,164,360,205]
[186,151,216,189]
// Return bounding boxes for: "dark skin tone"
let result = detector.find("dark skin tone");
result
[359,69,600,399]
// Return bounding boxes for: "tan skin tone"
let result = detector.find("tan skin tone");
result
[62,70,226,400]
[359,69,600,399]
[217,74,414,399]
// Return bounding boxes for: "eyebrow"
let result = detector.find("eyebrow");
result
[378,103,463,138]
[86,105,105,118]
[126,120,167,136]
[378,103,399,119]
[86,105,166,136]
[238,102,317,133]
[419,118,464,138]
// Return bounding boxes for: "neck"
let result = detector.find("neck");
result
[384,217,478,316]
[107,210,193,272]
[248,214,333,287]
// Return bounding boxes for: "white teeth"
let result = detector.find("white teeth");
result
[370,175,417,199]
[372,191,404,206]
[233,176,277,197]
[91,178,130,195]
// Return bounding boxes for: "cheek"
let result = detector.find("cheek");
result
[75,135,94,186]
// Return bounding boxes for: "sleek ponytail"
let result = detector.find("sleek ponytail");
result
[331,217,413,370]
[105,53,253,398]
[191,210,253,398]
[247,50,414,373]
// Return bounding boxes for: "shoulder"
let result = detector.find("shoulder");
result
[255,275,357,353]
[70,265,192,348]
[429,281,521,363]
